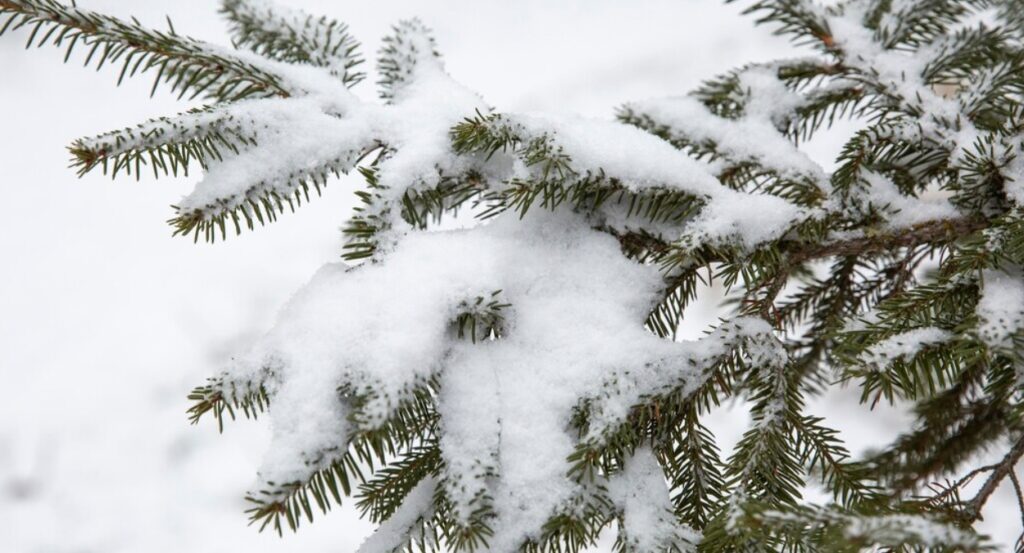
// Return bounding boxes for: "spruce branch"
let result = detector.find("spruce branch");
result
[246,380,439,535]
[866,381,1011,494]
[785,216,987,263]
[0,0,292,101]
[877,0,969,49]
[739,0,834,50]
[220,0,364,86]
[357,446,442,524]
[659,413,727,530]
[377,18,440,102]
[187,380,269,431]
[171,141,381,243]
[68,104,257,179]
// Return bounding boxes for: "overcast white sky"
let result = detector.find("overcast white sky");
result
[0,1,1018,552]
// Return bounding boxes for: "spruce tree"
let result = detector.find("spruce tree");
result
[2,0,1024,550]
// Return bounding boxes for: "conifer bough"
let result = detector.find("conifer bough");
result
[4,0,1024,550]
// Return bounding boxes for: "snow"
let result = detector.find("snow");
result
[176,96,376,213]
[582,317,783,444]
[827,2,980,160]
[607,447,699,553]
[625,94,828,190]
[149,22,488,236]
[370,32,488,218]
[621,60,834,198]
[976,269,1024,352]
[223,207,782,547]
[843,513,981,549]
[511,114,808,248]
[3,0,1023,552]
[515,113,723,198]
[222,0,362,82]
[849,170,961,229]
[356,477,436,553]
[686,189,805,249]
[861,327,952,369]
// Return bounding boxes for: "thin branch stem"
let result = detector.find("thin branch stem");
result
[786,217,987,265]
[964,434,1024,522]
[1009,468,1024,536]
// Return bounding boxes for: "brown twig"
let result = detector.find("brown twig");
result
[1009,468,1024,540]
[963,434,1024,522]
[785,216,988,265]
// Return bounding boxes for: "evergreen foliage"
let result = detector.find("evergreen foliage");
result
[3,0,1024,551]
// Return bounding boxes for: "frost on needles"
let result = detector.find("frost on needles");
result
[4,0,1024,551]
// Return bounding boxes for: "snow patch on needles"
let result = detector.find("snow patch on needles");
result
[608,447,699,553]
[357,478,437,553]
[861,328,952,369]
[626,95,827,190]
[852,171,961,229]
[514,114,807,248]
[843,513,981,549]
[976,269,1024,352]
[222,208,781,545]
[177,96,378,213]
[828,4,980,159]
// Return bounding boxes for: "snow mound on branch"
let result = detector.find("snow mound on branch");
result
[976,269,1024,351]
[517,114,807,248]
[357,478,437,553]
[169,19,488,240]
[625,93,826,190]
[853,171,960,229]
[608,447,700,553]
[862,327,951,369]
[225,208,779,546]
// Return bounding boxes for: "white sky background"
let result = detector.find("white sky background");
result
[0,1,1018,551]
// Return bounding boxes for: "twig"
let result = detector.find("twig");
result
[963,434,1024,522]
[785,217,987,265]
[1009,469,1024,536]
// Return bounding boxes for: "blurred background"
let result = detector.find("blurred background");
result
[0,1,1018,551]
